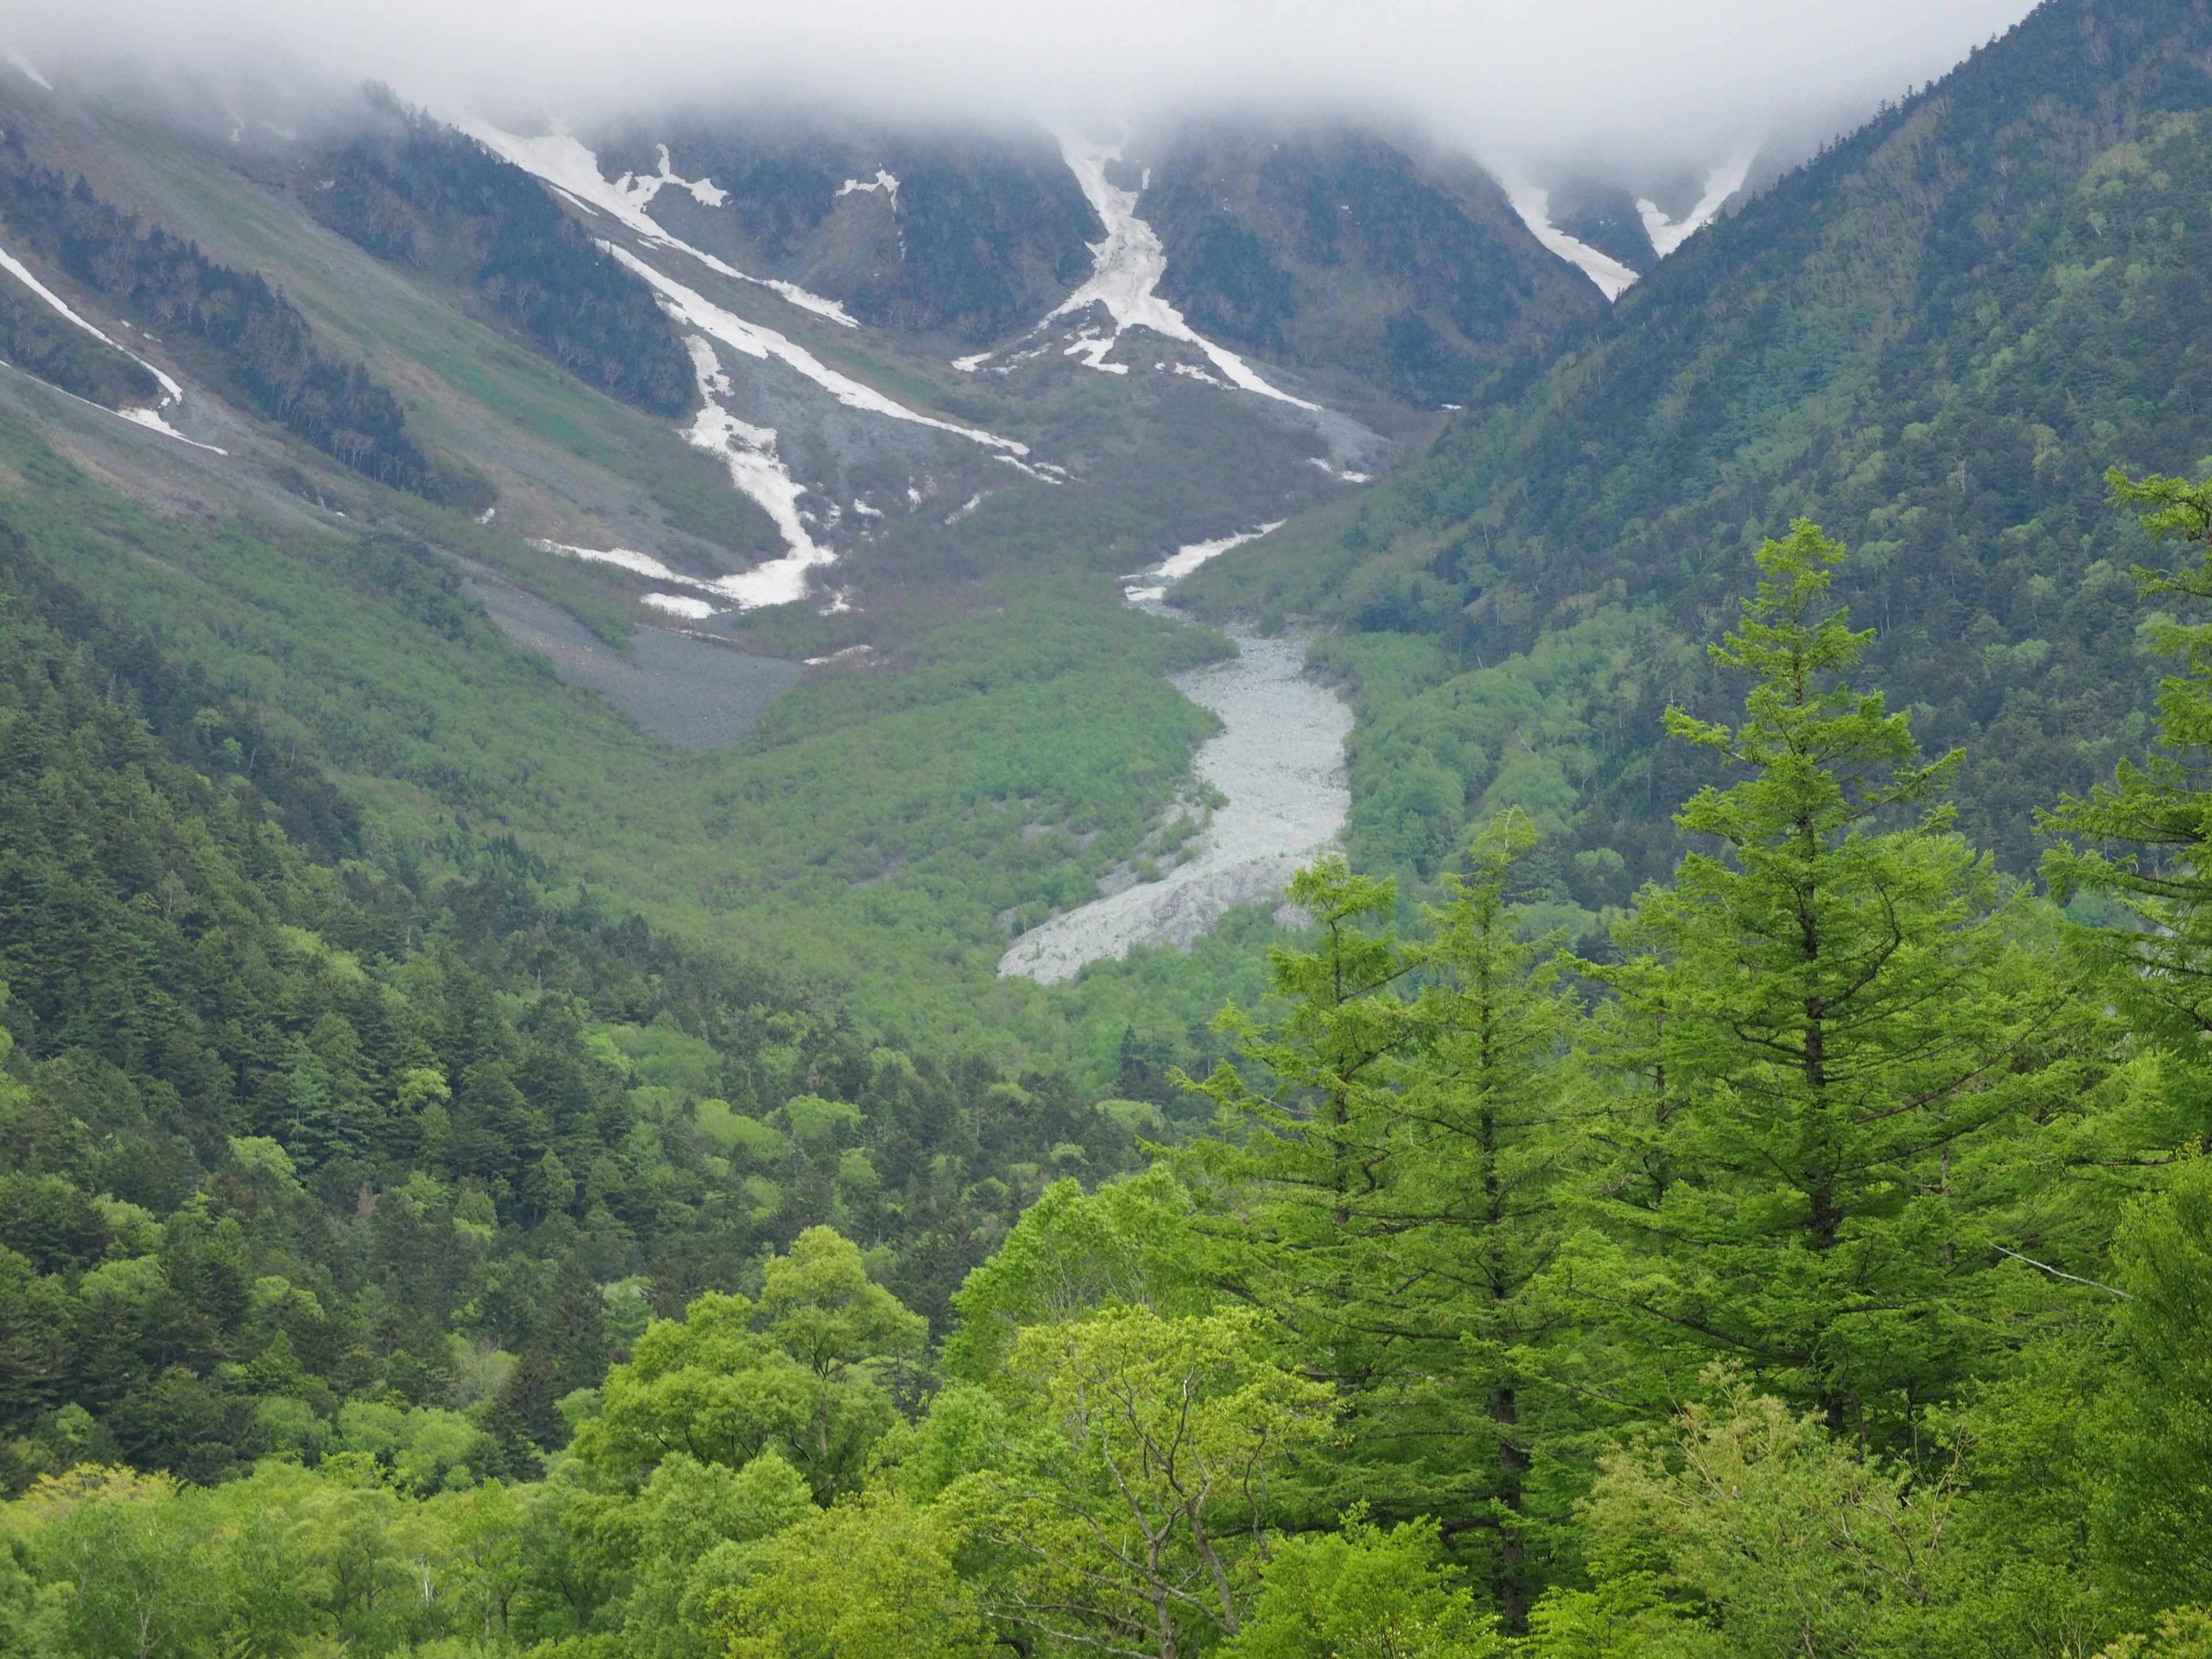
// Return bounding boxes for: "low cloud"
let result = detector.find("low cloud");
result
[11,0,2039,177]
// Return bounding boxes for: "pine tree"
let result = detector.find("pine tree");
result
[1583,521,2085,1441]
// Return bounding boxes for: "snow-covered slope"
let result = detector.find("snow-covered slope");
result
[964,138,1319,410]
[1502,180,1641,301]
[458,119,859,326]
[1509,153,1756,299]
[1638,153,1756,258]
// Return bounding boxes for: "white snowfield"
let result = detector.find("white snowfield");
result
[998,626,1350,984]
[1638,152,1756,258]
[964,138,1318,410]
[0,239,225,452]
[604,243,1028,457]
[1120,522,1282,604]
[537,343,832,614]
[678,338,838,610]
[1501,180,1639,301]
[837,171,900,203]
[457,119,858,327]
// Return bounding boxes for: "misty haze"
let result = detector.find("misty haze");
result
[3,2,2212,1655]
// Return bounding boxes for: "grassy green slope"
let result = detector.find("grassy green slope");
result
[1184,0,2212,918]
[0,400,1295,1075]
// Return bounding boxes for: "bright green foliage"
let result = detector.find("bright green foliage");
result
[574,1232,923,1505]
[707,1493,992,1659]
[1231,1512,1502,1659]
[1544,1370,1960,1659]
[948,1304,1334,1659]
[1584,523,2090,1435]
[939,1167,1205,1384]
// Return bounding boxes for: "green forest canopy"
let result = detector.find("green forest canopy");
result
[7,476,2212,1655]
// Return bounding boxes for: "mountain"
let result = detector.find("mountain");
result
[1184,0,2212,908]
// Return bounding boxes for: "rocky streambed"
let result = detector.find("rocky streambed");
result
[998,558,1351,983]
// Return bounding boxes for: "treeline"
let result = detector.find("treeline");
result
[304,100,694,416]
[0,131,483,505]
[0,534,1139,1501]
[7,488,2212,1656]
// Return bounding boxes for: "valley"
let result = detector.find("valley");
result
[10,0,2212,1652]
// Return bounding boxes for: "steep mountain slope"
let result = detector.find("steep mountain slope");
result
[0,52,1781,1088]
[1185,0,2212,903]
[599,116,1102,349]
[1137,122,1606,411]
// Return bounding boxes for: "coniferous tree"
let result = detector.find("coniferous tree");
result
[2046,467,2212,1108]
[1188,818,1592,1621]
[1581,521,2089,1441]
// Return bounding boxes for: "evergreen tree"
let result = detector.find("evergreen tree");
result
[2046,467,2212,1108]
[1187,817,1592,1622]
[1582,521,2088,1441]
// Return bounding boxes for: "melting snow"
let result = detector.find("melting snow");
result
[113,406,226,453]
[836,171,900,204]
[1120,523,1282,605]
[608,244,1028,454]
[459,119,858,327]
[1638,152,1755,258]
[1306,457,1372,484]
[536,539,689,582]
[641,593,716,619]
[5,51,51,91]
[0,239,225,449]
[678,336,838,611]
[967,138,1319,408]
[618,143,729,209]
[1502,180,1639,301]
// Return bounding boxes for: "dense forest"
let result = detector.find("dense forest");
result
[301,100,695,416]
[6,467,2212,1654]
[0,525,1142,1502]
[0,132,482,505]
[1183,0,2212,917]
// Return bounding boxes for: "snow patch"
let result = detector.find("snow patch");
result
[0,238,225,450]
[1156,524,1282,584]
[837,171,899,204]
[5,50,51,91]
[1307,457,1372,484]
[1025,138,1319,408]
[1502,180,1639,301]
[536,539,689,582]
[457,119,858,327]
[641,593,716,619]
[679,336,836,611]
[0,244,183,403]
[1638,151,1755,258]
[113,407,226,453]
[608,243,1028,454]
[617,143,729,209]
[962,138,1317,404]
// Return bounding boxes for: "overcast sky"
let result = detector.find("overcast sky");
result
[12,0,2041,178]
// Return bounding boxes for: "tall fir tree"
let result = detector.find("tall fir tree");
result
[1187,816,1590,1624]
[1581,521,2089,1442]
